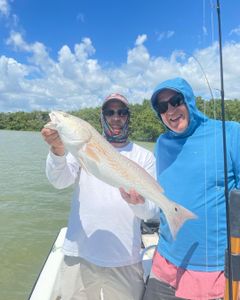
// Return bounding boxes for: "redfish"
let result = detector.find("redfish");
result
[45,111,196,239]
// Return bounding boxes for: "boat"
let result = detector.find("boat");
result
[28,219,159,300]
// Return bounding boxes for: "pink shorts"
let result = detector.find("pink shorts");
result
[152,252,225,299]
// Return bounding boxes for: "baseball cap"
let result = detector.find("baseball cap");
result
[102,93,129,109]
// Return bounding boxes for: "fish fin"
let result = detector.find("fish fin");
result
[164,202,197,240]
[84,144,101,163]
[78,156,91,175]
[77,142,102,175]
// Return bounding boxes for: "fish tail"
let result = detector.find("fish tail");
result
[164,202,197,239]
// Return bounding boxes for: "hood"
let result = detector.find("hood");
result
[151,77,207,137]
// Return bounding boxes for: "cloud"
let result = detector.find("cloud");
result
[166,31,174,38]
[1,32,240,112]
[77,13,85,23]
[202,26,208,36]
[157,30,175,41]
[6,31,31,51]
[230,25,240,36]
[0,0,10,17]
[135,34,147,46]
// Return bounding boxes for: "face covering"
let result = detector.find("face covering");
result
[100,112,130,143]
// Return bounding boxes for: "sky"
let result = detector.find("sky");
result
[0,0,240,112]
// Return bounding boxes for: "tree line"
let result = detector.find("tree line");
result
[1,97,240,142]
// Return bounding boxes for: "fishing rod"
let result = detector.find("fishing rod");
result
[224,189,240,300]
[216,1,240,300]
[215,1,232,299]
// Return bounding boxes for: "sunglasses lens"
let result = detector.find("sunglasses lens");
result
[118,108,129,116]
[103,110,114,117]
[157,94,184,114]
[170,95,184,107]
[158,102,169,114]
[103,108,129,117]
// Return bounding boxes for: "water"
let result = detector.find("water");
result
[0,130,154,300]
[0,130,72,300]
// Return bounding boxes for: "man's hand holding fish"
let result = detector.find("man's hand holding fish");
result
[119,187,145,205]
[42,127,65,156]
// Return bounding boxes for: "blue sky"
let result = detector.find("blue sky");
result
[0,0,240,112]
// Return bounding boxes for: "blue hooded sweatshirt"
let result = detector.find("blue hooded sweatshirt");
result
[151,77,240,271]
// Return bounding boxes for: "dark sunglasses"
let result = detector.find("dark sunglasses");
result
[103,108,129,117]
[157,93,184,114]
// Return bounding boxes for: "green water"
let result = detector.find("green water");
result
[0,130,154,300]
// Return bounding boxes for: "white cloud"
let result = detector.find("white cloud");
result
[135,34,147,46]
[166,31,175,39]
[127,36,150,68]
[1,32,240,112]
[202,26,208,36]
[157,30,175,41]
[0,0,10,17]
[230,25,240,36]
[0,55,29,89]
[6,31,31,51]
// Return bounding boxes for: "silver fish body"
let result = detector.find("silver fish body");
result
[45,111,196,239]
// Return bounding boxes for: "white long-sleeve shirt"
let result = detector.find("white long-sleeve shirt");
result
[46,142,159,267]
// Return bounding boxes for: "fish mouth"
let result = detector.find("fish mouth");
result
[44,111,61,130]
[48,112,58,123]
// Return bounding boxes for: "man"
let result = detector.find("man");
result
[41,93,158,300]
[138,77,240,299]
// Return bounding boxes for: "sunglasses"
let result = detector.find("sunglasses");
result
[103,108,129,117]
[157,93,184,114]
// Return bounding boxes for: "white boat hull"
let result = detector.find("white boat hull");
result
[28,226,158,300]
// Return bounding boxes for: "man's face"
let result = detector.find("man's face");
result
[157,89,189,133]
[103,100,129,134]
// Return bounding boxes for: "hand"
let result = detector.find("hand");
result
[41,128,65,156]
[119,187,145,205]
